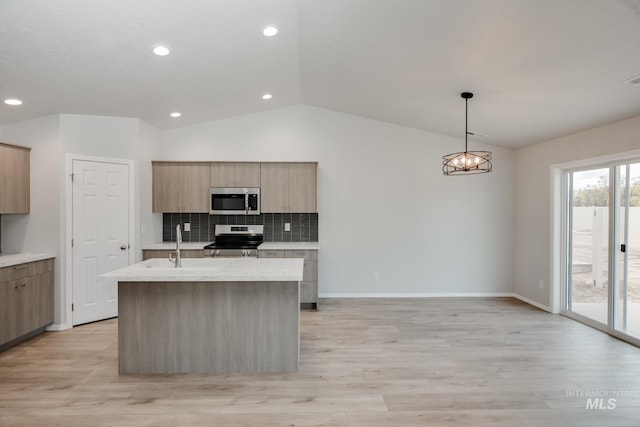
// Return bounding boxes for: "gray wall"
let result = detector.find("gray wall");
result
[0,114,161,328]
[159,105,516,297]
[514,115,640,309]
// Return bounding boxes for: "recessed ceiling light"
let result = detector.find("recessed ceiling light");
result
[170,112,181,118]
[153,45,170,56]
[262,26,279,37]
[262,94,273,100]
[4,98,23,106]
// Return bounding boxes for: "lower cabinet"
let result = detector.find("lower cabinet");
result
[259,249,318,309]
[0,258,54,349]
[142,249,204,260]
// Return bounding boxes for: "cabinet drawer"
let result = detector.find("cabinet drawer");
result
[33,259,54,274]
[285,250,318,260]
[0,262,35,282]
[258,250,285,258]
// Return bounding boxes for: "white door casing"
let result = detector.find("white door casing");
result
[72,159,130,325]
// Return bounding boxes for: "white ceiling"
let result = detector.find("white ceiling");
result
[1,0,639,149]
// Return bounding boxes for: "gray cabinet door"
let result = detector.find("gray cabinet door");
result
[260,163,317,213]
[260,163,289,212]
[0,280,19,343]
[0,143,30,214]
[0,259,54,347]
[288,163,317,213]
[152,162,209,213]
[210,162,261,187]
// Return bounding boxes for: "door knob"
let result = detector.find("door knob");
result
[120,245,127,250]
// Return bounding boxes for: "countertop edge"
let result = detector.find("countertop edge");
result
[102,258,304,282]
[0,253,56,268]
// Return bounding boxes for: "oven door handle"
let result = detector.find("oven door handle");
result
[245,192,249,214]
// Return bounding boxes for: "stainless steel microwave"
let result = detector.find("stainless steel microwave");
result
[209,187,260,215]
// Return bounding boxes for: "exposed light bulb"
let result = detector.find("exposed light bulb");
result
[170,112,181,118]
[262,93,273,100]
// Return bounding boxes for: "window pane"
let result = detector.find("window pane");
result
[569,168,609,325]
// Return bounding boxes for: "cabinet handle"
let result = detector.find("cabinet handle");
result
[21,283,26,288]
[14,265,29,270]
[14,284,19,289]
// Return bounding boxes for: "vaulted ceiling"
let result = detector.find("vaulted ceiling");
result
[1,0,639,148]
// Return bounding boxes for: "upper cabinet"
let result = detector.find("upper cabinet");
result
[0,142,31,214]
[210,162,260,187]
[261,163,317,213]
[151,161,317,214]
[152,162,209,213]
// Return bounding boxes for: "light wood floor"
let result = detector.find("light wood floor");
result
[1,298,640,426]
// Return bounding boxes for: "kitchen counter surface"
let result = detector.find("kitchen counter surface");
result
[258,242,319,250]
[102,257,304,282]
[142,242,208,250]
[0,252,55,268]
[142,242,319,250]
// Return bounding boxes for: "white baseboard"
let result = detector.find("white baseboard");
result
[319,292,515,298]
[318,293,553,314]
[43,295,550,332]
[512,293,552,312]
[46,323,72,331]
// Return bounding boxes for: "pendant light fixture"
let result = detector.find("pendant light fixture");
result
[442,92,492,175]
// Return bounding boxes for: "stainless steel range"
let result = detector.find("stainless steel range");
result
[203,224,263,257]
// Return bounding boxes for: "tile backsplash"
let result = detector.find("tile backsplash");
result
[163,213,318,243]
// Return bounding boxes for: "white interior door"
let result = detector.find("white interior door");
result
[72,159,130,325]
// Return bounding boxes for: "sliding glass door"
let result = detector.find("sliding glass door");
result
[613,163,640,339]
[565,160,640,342]
[567,167,610,325]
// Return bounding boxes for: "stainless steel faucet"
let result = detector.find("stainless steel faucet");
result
[169,224,182,268]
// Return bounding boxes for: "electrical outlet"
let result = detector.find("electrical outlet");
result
[184,223,190,232]
[373,272,380,280]
[538,279,544,289]
[284,223,290,232]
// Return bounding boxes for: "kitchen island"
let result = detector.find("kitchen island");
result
[101,257,304,374]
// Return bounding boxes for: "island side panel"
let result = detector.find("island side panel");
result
[118,281,299,374]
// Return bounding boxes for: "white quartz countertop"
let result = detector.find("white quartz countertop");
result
[258,242,319,250]
[142,242,319,250]
[101,257,304,282]
[0,253,55,268]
